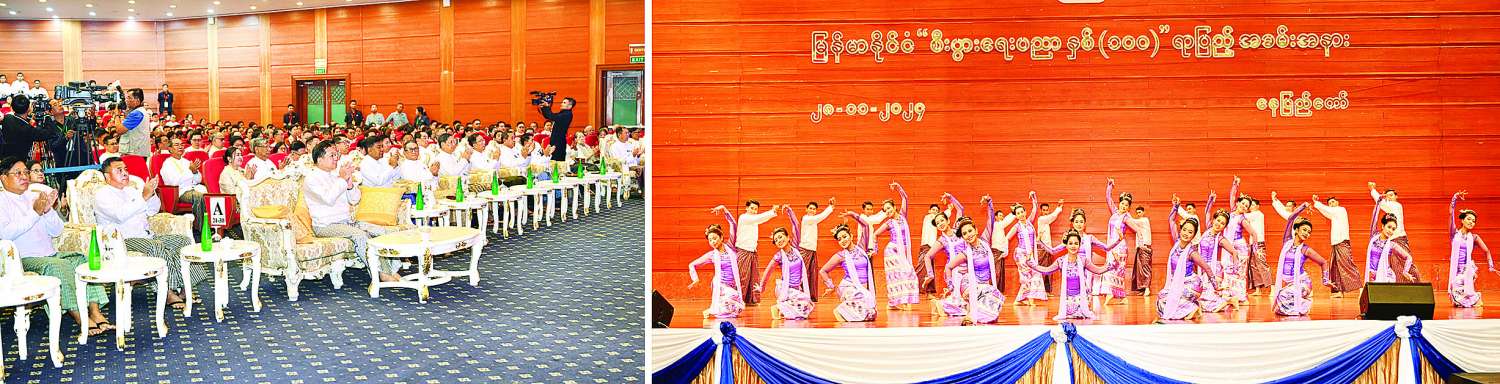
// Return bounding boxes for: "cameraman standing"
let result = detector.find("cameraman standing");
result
[113,88,153,157]
[538,97,574,166]
[0,94,64,160]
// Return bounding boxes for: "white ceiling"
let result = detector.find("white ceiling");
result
[0,0,416,21]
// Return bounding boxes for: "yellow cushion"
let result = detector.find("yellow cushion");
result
[291,191,316,244]
[354,186,404,226]
[251,205,291,219]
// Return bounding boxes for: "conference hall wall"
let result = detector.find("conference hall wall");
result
[651,0,1500,298]
[0,0,643,126]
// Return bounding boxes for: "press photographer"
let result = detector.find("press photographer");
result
[0,94,65,160]
[534,91,574,165]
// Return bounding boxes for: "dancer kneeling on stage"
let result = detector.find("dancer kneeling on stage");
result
[1272,203,1332,317]
[818,213,879,322]
[1448,191,1496,308]
[753,206,815,320]
[1030,229,1119,320]
[687,209,746,319]
[940,196,1007,324]
[1157,198,1225,321]
[920,193,966,316]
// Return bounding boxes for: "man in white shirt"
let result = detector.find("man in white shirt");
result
[0,157,112,335]
[432,133,470,177]
[1309,194,1360,297]
[98,135,123,163]
[858,201,887,254]
[1369,182,1419,282]
[11,73,28,96]
[797,198,834,300]
[1035,200,1063,293]
[497,134,527,178]
[1179,202,1200,227]
[465,135,500,173]
[94,157,206,310]
[720,200,782,305]
[28,80,47,99]
[0,74,11,98]
[398,141,440,185]
[302,141,397,282]
[525,136,551,174]
[1244,198,1271,294]
[986,210,1016,292]
[358,135,401,188]
[244,138,281,186]
[159,137,208,234]
[1124,206,1153,295]
[364,104,385,127]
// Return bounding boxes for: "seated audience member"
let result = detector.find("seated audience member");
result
[245,138,280,186]
[432,133,471,177]
[359,135,402,188]
[525,135,551,174]
[0,157,113,336]
[94,157,207,311]
[398,141,440,185]
[159,137,208,234]
[302,141,400,282]
[98,135,123,163]
[466,135,501,173]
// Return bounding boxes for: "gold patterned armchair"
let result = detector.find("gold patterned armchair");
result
[238,173,355,301]
[56,171,194,254]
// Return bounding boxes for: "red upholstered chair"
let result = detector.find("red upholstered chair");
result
[210,149,226,160]
[121,155,150,180]
[203,157,227,194]
[156,185,194,214]
[93,149,105,162]
[268,153,288,168]
[148,153,171,176]
[184,150,209,164]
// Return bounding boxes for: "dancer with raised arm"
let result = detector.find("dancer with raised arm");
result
[733,200,783,304]
[921,193,969,316]
[686,208,746,319]
[1369,181,1420,282]
[797,198,835,301]
[818,212,880,322]
[872,181,920,309]
[1309,194,1361,298]
[753,206,815,320]
[1124,205,1153,296]
[1098,178,1132,305]
[942,196,1007,324]
[918,201,955,295]
[1189,192,1237,312]
[1365,196,1416,283]
[1272,203,1332,317]
[1029,229,1121,320]
[1006,192,1046,306]
[1035,199,1063,294]
[1157,197,1225,321]
[1222,176,1256,303]
[1449,191,1496,308]
[1245,198,1272,296]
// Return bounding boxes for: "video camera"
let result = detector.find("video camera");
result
[530,90,557,106]
[54,81,120,108]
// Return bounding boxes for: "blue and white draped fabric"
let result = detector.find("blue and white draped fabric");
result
[1399,317,1500,383]
[722,322,1051,384]
[649,328,717,384]
[1069,320,1394,383]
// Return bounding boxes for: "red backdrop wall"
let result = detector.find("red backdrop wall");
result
[650,0,1500,297]
[0,0,643,124]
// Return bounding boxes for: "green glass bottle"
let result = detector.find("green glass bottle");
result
[415,185,426,210]
[552,163,560,184]
[455,176,466,202]
[87,228,101,271]
[526,167,535,189]
[200,212,212,251]
[576,162,584,179]
[598,155,607,175]
[490,171,500,196]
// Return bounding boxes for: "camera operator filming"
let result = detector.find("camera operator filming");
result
[114,88,154,157]
[0,94,65,160]
[535,92,574,167]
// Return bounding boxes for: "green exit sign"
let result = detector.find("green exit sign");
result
[629,56,644,64]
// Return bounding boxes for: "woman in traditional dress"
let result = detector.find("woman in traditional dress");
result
[686,209,745,319]
[1365,196,1417,283]
[1219,177,1257,304]
[1449,191,1496,308]
[1157,197,1225,321]
[753,206,815,320]
[818,212,880,322]
[1191,193,1237,313]
[1029,229,1120,320]
[1272,203,1332,317]
[920,193,968,316]
[871,181,921,309]
[942,196,1007,324]
[1099,178,1132,305]
[1006,192,1046,306]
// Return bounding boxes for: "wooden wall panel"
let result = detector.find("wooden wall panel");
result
[217,16,263,123]
[453,0,514,123]
[526,0,592,127]
[0,21,64,89]
[650,0,1500,297]
[162,19,210,120]
[79,21,164,106]
[268,11,316,120]
[604,0,644,65]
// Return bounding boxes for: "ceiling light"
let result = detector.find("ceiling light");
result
[296,1,303,5]
[250,5,257,10]
[165,12,173,16]
[213,1,220,4]
[207,8,214,13]
[128,0,134,3]
[7,10,15,15]
[44,6,50,11]
[127,8,134,12]
[0,3,7,6]
[37,0,44,3]
[89,11,95,16]
[127,16,135,20]
[169,4,176,8]
[85,3,92,7]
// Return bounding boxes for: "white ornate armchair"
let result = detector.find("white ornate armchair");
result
[0,240,65,378]
[236,173,413,301]
[56,170,194,254]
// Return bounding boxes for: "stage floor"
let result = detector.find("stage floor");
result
[659,283,1499,328]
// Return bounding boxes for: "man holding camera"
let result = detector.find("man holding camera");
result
[113,88,154,157]
[0,94,65,160]
[538,97,574,167]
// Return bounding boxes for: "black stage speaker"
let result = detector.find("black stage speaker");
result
[652,290,674,328]
[1447,372,1500,384]
[1359,282,1434,320]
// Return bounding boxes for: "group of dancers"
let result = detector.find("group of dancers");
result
[685,178,1496,324]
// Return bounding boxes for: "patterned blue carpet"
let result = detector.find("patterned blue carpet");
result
[1,198,645,383]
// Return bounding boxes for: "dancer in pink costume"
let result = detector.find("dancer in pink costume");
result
[687,209,746,319]
[1157,197,1226,321]
[941,196,1008,324]
[1364,196,1416,284]
[1272,203,1332,317]
[1005,191,1047,306]
[1449,191,1497,308]
[818,212,880,322]
[752,206,816,320]
[1029,229,1120,320]
[871,181,921,309]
